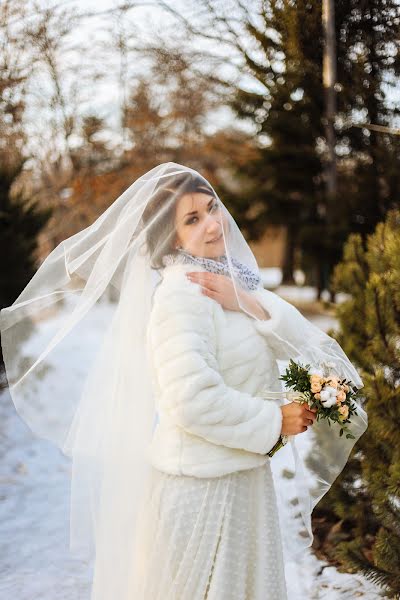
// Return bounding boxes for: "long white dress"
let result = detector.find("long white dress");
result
[133,460,288,600]
[133,261,289,599]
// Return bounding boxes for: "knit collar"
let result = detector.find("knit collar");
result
[161,249,261,291]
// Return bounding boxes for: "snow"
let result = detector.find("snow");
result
[259,267,283,289]
[0,387,93,598]
[261,268,350,307]
[0,290,384,599]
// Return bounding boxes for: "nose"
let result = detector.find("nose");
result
[205,213,221,234]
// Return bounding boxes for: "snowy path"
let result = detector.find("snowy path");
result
[0,296,384,600]
[0,387,93,599]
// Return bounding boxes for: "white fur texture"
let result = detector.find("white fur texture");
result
[146,263,284,478]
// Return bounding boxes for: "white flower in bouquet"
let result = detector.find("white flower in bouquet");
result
[319,385,339,408]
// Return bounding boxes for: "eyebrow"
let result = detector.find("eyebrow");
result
[184,197,215,218]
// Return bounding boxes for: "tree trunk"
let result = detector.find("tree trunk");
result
[281,224,296,284]
[316,263,324,301]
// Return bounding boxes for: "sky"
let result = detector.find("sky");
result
[23,0,400,162]
[23,0,243,157]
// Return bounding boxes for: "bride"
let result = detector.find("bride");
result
[0,163,367,599]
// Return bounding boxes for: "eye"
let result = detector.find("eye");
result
[209,200,219,212]
[184,200,219,225]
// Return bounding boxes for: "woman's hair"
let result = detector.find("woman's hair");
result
[141,172,215,269]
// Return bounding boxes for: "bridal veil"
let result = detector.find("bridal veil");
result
[0,162,367,599]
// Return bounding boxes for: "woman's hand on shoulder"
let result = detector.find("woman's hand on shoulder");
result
[186,271,270,320]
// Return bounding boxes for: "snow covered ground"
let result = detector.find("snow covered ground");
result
[0,292,385,600]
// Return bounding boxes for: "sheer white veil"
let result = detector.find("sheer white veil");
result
[0,162,367,598]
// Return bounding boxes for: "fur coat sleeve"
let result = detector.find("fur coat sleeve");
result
[251,287,310,360]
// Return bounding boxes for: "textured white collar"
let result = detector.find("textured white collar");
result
[161,250,262,291]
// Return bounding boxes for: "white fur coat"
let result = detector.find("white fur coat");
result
[146,261,292,478]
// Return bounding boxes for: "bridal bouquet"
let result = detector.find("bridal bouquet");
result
[267,359,360,457]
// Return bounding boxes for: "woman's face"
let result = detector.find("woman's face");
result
[174,192,226,259]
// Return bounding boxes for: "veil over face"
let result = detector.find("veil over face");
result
[0,162,367,599]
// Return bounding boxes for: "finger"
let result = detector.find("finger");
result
[305,410,317,422]
[187,271,217,280]
[187,271,227,285]
[188,275,221,293]
[302,404,317,415]
[201,287,220,301]
[304,414,316,425]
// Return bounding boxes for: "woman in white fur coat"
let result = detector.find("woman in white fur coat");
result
[1,163,366,600]
[135,170,318,600]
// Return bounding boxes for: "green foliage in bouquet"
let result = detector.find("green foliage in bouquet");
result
[280,359,312,394]
[279,358,359,439]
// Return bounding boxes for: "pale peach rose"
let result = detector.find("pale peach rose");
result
[338,405,349,420]
[326,376,339,388]
[314,392,321,400]
[336,390,346,403]
[311,381,322,393]
[310,375,322,393]
[343,384,349,393]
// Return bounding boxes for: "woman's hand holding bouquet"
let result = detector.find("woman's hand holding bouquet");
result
[281,401,317,435]
[267,359,360,457]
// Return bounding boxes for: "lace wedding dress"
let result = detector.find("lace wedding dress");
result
[132,460,288,600]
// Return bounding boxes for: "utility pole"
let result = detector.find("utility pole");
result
[322,0,337,197]
[321,0,337,301]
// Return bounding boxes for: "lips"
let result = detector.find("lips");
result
[206,233,223,244]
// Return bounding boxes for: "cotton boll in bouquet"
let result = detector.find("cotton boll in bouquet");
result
[267,359,360,457]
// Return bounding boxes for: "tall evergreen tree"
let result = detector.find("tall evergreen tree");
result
[229,1,324,285]
[0,162,52,311]
[0,1,52,374]
[310,209,400,597]
[220,0,400,293]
